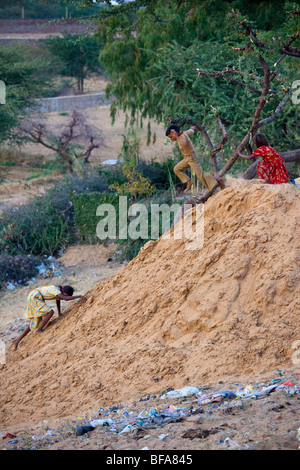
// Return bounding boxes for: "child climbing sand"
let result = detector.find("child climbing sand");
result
[166,124,225,193]
[13,285,87,350]
[238,133,291,184]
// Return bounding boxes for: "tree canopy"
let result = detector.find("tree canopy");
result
[0,44,54,144]
[45,33,105,92]
[94,0,300,155]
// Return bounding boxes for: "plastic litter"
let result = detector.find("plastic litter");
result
[223,438,241,449]
[90,419,114,427]
[6,282,16,291]
[198,390,237,406]
[75,425,95,436]
[119,425,133,434]
[158,434,169,440]
[2,433,17,439]
[162,386,200,398]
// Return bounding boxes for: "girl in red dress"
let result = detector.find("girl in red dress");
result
[238,133,290,184]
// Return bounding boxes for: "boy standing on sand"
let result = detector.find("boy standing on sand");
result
[166,124,225,193]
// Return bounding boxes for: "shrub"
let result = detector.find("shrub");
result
[0,194,71,256]
[0,254,42,288]
[71,192,121,240]
[109,162,156,200]
[135,158,181,190]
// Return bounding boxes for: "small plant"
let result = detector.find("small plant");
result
[0,194,71,257]
[109,162,156,200]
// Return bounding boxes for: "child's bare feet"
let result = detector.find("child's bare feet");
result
[12,339,19,350]
[215,176,226,190]
[184,180,193,193]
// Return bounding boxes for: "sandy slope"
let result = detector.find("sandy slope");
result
[0,179,300,433]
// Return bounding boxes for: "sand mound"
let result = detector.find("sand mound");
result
[1,179,300,428]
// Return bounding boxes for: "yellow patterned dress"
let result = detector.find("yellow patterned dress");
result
[24,285,61,330]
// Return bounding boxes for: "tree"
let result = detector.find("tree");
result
[45,33,104,92]
[0,0,97,19]
[96,1,300,181]
[0,43,54,144]
[19,110,105,172]
[48,1,300,188]
[166,13,300,202]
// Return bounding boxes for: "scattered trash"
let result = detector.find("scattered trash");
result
[198,390,237,406]
[75,425,95,436]
[182,428,211,439]
[6,282,16,291]
[100,159,122,166]
[162,386,200,399]
[236,382,299,399]
[119,425,133,434]
[223,437,241,449]
[2,433,17,439]
[90,419,114,427]
[1,375,299,450]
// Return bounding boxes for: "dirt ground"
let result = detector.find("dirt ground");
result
[0,90,299,451]
[0,244,121,335]
[0,97,173,213]
[0,371,299,451]
[0,181,299,451]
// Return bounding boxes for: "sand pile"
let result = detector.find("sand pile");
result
[1,179,300,428]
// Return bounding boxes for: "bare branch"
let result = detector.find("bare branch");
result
[196,67,278,94]
[236,20,266,49]
[19,111,104,172]
[257,89,292,128]
[279,47,300,58]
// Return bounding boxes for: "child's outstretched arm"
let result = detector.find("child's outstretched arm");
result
[56,298,62,316]
[238,150,256,160]
[57,293,87,302]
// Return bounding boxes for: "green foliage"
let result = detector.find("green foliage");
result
[45,33,104,91]
[96,0,300,173]
[0,43,55,144]
[71,191,120,238]
[135,158,180,190]
[114,188,182,262]
[118,126,141,164]
[0,0,97,19]
[0,194,70,256]
[109,161,156,200]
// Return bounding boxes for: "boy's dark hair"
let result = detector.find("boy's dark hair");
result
[59,285,74,296]
[166,124,180,136]
[253,133,269,148]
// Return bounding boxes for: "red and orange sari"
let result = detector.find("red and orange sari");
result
[253,146,290,184]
